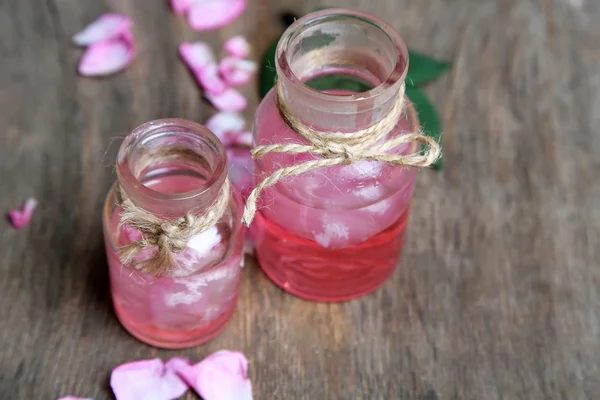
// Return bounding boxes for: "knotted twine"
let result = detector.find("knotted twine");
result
[241,81,442,226]
[116,176,230,277]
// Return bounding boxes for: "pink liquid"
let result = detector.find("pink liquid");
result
[252,85,418,301]
[105,175,243,349]
[252,209,409,302]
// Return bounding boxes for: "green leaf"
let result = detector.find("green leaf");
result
[258,28,339,98]
[306,75,373,92]
[258,38,279,99]
[406,50,451,88]
[406,87,443,170]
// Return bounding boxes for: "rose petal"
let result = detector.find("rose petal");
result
[180,42,226,94]
[171,0,195,15]
[78,38,135,77]
[196,65,227,95]
[224,35,250,59]
[121,29,135,47]
[206,112,246,143]
[231,131,252,147]
[179,41,216,72]
[110,358,189,400]
[218,57,257,86]
[206,88,247,112]
[188,0,247,31]
[174,350,252,400]
[57,397,94,400]
[72,14,132,46]
[227,147,253,196]
[164,357,192,373]
[8,197,37,229]
[215,131,252,148]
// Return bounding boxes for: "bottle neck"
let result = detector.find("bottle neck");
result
[275,8,408,132]
[116,119,227,219]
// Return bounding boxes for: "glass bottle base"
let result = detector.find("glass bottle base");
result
[112,296,238,349]
[252,210,409,302]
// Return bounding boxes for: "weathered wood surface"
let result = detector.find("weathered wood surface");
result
[1,0,599,399]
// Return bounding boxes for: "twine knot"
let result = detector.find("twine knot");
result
[323,143,357,164]
[116,178,231,276]
[158,218,192,252]
[241,81,442,226]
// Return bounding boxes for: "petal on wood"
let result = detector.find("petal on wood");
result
[197,66,228,95]
[205,88,247,112]
[188,0,247,31]
[8,197,37,229]
[57,397,95,400]
[206,112,246,143]
[218,57,257,86]
[78,39,135,77]
[72,14,132,46]
[110,358,189,400]
[231,131,252,147]
[175,350,253,400]
[171,0,196,15]
[224,35,250,59]
[179,41,216,72]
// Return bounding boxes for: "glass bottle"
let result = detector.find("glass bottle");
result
[103,119,245,348]
[250,9,421,302]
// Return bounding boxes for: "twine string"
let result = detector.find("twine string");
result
[116,178,231,276]
[241,81,441,226]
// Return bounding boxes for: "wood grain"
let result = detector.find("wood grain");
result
[1,0,599,399]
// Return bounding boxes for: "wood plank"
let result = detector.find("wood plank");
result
[0,0,599,398]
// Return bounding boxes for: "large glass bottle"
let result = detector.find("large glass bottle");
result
[103,119,245,348]
[250,9,422,302]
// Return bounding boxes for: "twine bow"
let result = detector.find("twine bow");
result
[241,82,441,226]
[116,178,230,276]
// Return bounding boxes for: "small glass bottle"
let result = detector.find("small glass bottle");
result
[250,9,423,302]
[103,119,245,348]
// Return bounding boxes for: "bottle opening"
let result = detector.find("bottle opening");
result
[116,119,227,217]
[304,69,375,94]
[277,9,407,100]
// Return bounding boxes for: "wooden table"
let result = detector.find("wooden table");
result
[1,0,599,399]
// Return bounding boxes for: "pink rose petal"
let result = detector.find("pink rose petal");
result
[72,14,132,46]
[174,350,253,400]
[227,147,253,195]
[110,358,189,400]
[121,29,135,47]
[180,42,226,94]
[78,38,135,77]
[218,57,257,86]
[58,397,94,400]
[188,0,247,31]
[206,88,247,112]
[171,0,195,15]
[179,41,216,72]
[206,112,245,144]
[224,35,251,59]
[231,131,252,147]
[8,197,37,229]
[218,131,252,148]
[165,356,192,371]
[197,65,227,95]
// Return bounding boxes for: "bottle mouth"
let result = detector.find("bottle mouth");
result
[116,119,227,212]
[276,8,408,103]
